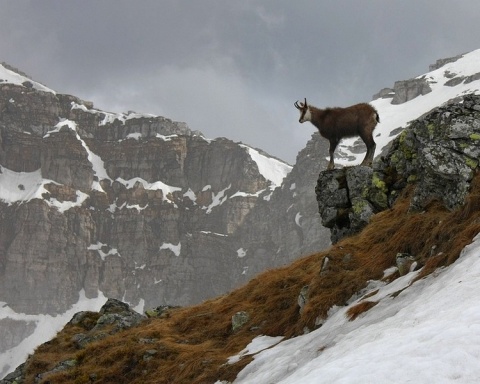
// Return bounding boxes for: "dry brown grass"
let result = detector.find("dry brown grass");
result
[346,300,379,321]
[24,173,480,384]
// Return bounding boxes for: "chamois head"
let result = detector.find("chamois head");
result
[294,98,312,123]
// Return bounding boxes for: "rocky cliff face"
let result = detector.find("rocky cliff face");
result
[235,134,331,270]
[0,65,331,320]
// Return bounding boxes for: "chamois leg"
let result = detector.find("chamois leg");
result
[360,134,376,167]
[327,139,339,170]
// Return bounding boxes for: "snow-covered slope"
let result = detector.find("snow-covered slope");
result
[240,144,292,188]
[336,49,480,166]
[231,234,480,384]
[0,63,54,94]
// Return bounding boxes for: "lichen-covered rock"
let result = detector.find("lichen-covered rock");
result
[70,299,145,349]
[145,305,180,318]
[0,362,25,384]
[297,285,309,314]
[396,253,419,276]
[232,311,250,332]
[379,94,480,211]
[316,166,386,243]
[34,359,77,383]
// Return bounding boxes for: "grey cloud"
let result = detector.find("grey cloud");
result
[1,0,480,163]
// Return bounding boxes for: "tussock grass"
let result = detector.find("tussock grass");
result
[25,173,480,384]
[347,300,379,321]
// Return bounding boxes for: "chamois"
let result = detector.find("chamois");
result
[294,98,380,170]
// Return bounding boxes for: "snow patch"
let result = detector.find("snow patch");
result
[87,242,120,261]
[183,188,197,203]
[200,231,228,237]
[237,248,247,258]
[0,166,88,212]
[155,133,178,141]
[115,177,181,203]
[228,335,284,364]
[160,242,181,256]
[240,144,292,187]
[205,184,231,213]
[0,63,55,94]
[230,190,265,198]
[44,118,111,186]
[294,212,302,227]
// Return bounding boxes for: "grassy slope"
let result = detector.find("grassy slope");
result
[24,173,480,384]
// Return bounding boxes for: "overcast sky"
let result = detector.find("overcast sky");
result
[1,1,480,164]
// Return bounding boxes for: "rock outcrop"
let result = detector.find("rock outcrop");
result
[373,53,465,103]
[317,94,480,243]
[390,77,432,105]
[316,166,386,243]
[371,76,431,104]
[0,299,145,384]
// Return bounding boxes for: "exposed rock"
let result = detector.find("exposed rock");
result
[445,76,466,87]
[21,300,145,382]
[34,359,77,383]
[71,299,144,349]
[143,349,158,362]
[396,253,419,276]
[379,94,480,211]
[0,362,25,384]
[442,71,480,87]
[0,319,36,354]
[372,87,394,100]
[319,256,331,276]
[465,72,480,84]
[145,305,180,318]
[93,298,145,332]
[316,166,386,243]
[391,78,432,105]
[297,285,309,314]
[232,311,250,332]
[429,54,464,71]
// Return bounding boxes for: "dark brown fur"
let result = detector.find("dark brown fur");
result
[295,99,380,169]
